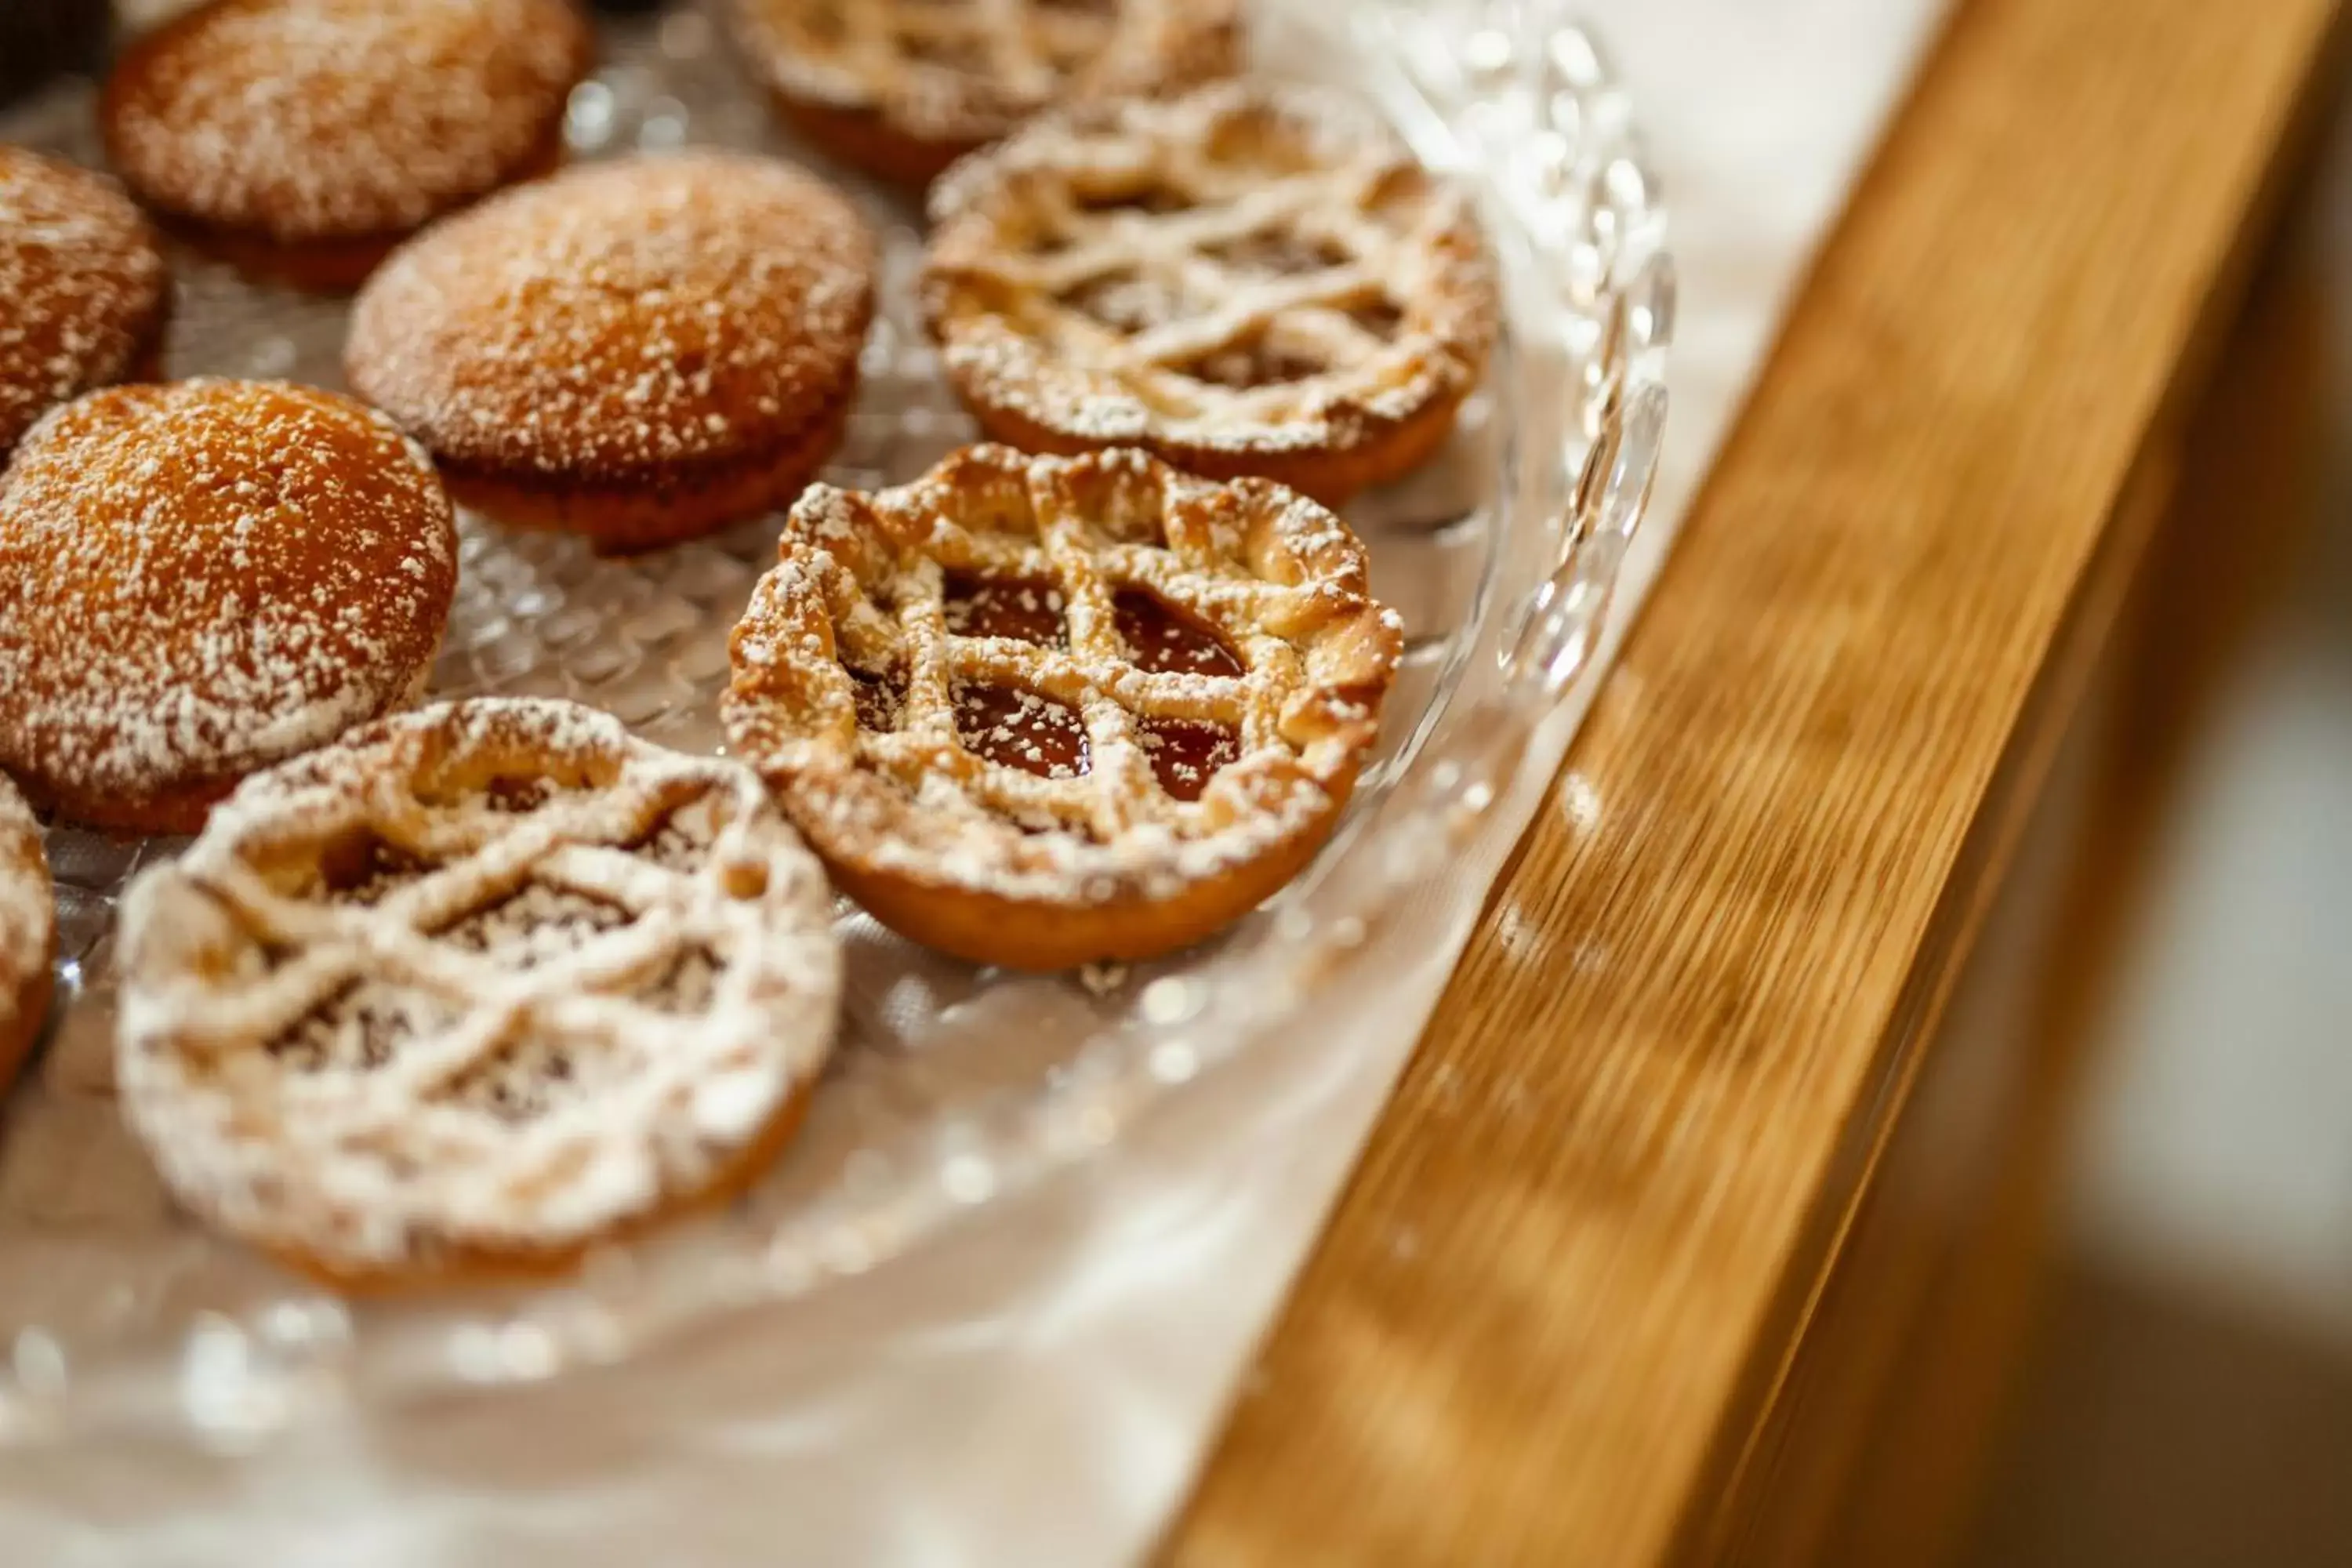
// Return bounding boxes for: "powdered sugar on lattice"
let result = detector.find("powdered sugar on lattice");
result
[924,80,1500,456]
[114,699,841,1274]
[729,0,1242,145]
[726,445,1399,906]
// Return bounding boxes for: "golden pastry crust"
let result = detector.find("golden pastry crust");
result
[724,444,1401,971]
[347,151,877,552]
[100,0,592,291]
[922,81,1501,506]
[0,149,171,460]
[0,776,55,1095]
[729,0,1243,186]
[115,699,844,1290]
[278,1081,818,1294]
[0,380,459,836]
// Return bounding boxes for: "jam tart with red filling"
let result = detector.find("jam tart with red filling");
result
[724,443,1402,971]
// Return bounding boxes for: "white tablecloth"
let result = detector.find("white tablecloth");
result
[4,3,1946,1562]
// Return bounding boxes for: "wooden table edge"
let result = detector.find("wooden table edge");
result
[1164,1,2352,1563]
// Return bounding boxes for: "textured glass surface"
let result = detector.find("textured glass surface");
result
[0,0,1669,1445]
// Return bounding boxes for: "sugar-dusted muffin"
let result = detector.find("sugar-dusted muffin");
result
[0,380,459,834]
[102,0,593,291]
[347,151,877,553]
[0,148,170,462]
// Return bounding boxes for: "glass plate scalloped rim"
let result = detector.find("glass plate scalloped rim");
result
[0,0,1671,1448]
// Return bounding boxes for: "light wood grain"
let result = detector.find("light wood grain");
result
[1809,219,2338,1568]
[1163,0,2348,1563]
[1709,445,2174,1568]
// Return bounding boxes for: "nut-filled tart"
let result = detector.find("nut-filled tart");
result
[116,699,843,1290]
[725,444,1401,971]
[922,81,1501,506]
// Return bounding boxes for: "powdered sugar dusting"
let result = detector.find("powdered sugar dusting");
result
[0,149,169,457]
[725,445,1400,924]
[730,0,1242,146]
[0,775,51,1045]
[114,697,842,1272]
[924,80,1500,459]
[347,151,877,483]
[0,379,457,821]
[103,0,591,245]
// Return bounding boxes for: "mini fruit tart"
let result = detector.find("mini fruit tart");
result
[724,443,1402,971]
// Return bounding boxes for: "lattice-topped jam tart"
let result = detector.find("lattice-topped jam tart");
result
[724,444,1402,971]
[728,0,1243,187]
[921,81,1501,506]
[114,699,843,1290]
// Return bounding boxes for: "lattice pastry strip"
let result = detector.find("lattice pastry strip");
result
[924,82,1501,503]
[115,699,843,1285]
[1011,169,1415,404]
[726,444,1401,971]
[882,0,1100,99]
[789,0,1123,100]
[728,0,1243,181]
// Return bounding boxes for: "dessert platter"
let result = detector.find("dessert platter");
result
[0,0,1668,1443]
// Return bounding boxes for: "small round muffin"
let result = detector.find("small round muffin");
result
[0,379,459,836]
[100,0,594,292]
[0,149,171,463]
[0,775,55,1093]
[347,151,877,554]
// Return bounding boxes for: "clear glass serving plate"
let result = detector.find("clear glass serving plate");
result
[0,0,1670,1447]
